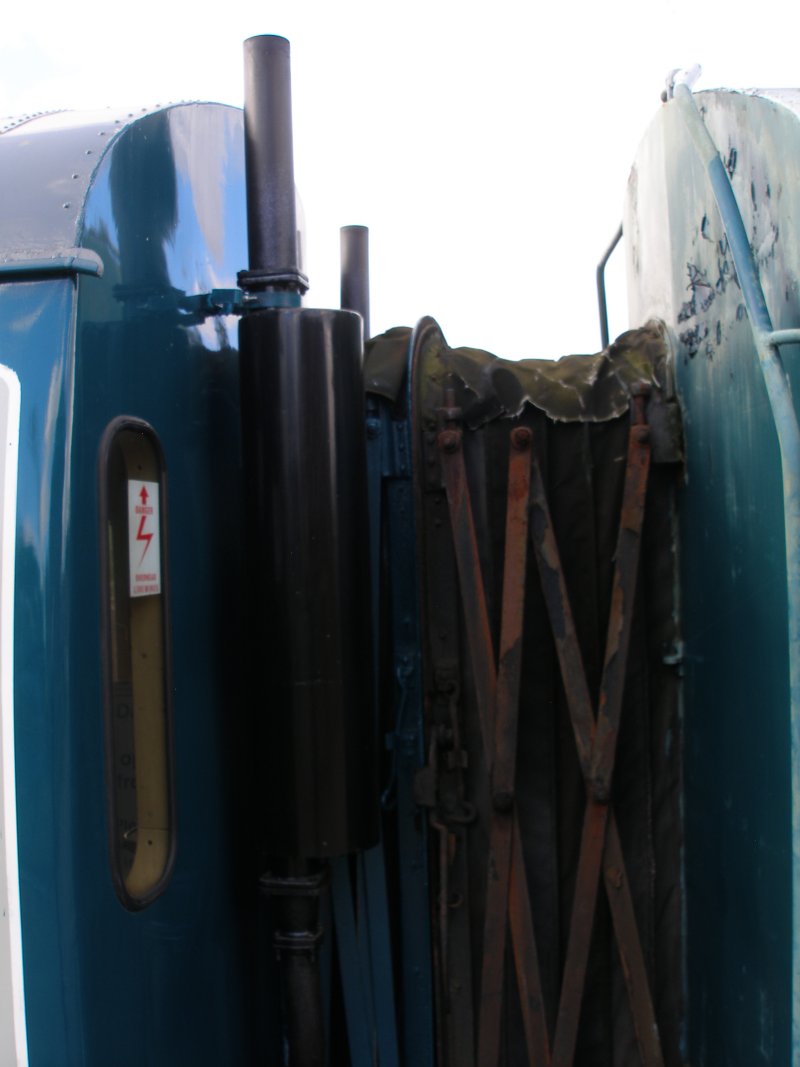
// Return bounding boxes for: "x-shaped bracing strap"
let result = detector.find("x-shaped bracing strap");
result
[529,390,664,1067]
[438,390,664,1067]
[438,421,549,1066]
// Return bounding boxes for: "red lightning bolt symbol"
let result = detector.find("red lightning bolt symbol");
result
[136,515,153,564]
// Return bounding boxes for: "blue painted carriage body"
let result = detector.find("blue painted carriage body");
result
[0,104,262,1065]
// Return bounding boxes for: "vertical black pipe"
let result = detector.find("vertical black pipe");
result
[340,225,370,340]
[241,35,307,293]
[262,867,328,1067]
[239,35,377,1066]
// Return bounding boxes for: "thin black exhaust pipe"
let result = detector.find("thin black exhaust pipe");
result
[340,225,370,340]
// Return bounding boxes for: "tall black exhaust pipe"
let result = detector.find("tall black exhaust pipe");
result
[240,35,307,296]
[238,35,377,1066]
[239,28,376,859]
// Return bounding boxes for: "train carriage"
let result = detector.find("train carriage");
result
[0,38,797,1067]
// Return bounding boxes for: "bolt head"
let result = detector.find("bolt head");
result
[511,426,533,451]
[438,429,461,454]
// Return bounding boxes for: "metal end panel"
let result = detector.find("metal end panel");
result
[624,85,800,1065]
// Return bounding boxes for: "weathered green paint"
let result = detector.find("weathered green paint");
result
[626,88,800,1065]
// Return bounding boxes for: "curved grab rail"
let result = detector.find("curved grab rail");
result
[596,223,623,349]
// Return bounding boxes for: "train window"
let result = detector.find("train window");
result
[98,417,175,909]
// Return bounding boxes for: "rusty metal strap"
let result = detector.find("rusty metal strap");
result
[478,428,551,1067]
[438,426,495,758]
[439,424,550,1067]
[529,391,664,1067]
[604,814,664,1066]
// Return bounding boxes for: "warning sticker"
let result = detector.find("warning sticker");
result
[128,480,161,598]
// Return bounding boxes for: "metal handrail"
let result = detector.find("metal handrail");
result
[596,223,623,349]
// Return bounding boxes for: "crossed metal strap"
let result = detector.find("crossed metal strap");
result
[531,389,664,1067]
[438,419,549,1066]
[437,389,664,1066]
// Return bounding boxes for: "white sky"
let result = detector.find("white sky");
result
[2,0,798,358]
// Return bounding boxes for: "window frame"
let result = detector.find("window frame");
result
[97,415,176,911]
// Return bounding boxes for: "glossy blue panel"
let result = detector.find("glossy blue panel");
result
[2,104,273,1065]
[0,277,79,1063]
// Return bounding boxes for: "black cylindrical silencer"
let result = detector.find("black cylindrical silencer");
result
[340,225,370,341]
[242,35,306,290]
[240,307,378,857]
